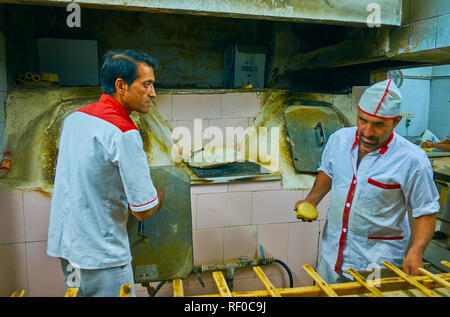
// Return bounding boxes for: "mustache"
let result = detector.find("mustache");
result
[360,134,376,141]
[359,133,378,145]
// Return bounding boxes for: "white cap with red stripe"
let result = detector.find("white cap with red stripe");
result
[359,77,402,119]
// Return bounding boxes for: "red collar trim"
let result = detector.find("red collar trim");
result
[379,133,394,154]
[99,94,130,118]
[77,94,138,133]
[352,130,359,147]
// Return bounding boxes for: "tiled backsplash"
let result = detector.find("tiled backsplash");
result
[429,77,450,140]
[155,91,263,151]
[393,65,450,140]
[395,78,431,137]
[0,180,327,297]
[0,91,328,297]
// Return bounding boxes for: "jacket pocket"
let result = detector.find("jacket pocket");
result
[367,235,404,240]
[368,178,401,190]
[355,178,403,219]
[365,235,406,266]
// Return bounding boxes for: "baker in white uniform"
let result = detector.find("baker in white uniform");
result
[294,77,440,283]
[47,49,164,296]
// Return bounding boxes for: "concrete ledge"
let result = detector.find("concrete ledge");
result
[1,0,402,26]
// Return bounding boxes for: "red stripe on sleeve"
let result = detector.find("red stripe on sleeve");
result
[129,195,158,208]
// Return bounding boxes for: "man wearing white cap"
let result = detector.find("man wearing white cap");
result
[294,77,440,283]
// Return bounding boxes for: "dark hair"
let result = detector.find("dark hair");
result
[100,49,158,95]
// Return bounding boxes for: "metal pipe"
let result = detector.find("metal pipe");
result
[191,255,294,291]
[192,257,270,291]
[148,246,295,296]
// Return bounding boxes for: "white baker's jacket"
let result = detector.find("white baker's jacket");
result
[47,94,159,269]
[317,127,440,283]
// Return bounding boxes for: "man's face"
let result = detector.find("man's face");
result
[122,63,156,114]
[357,110,401,152]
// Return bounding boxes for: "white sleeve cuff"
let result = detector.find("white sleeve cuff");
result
[412,201,440,218]
[317,165,332,179]
[129,195,159,212]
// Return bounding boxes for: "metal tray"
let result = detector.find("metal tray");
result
[127,165,193,283]
[284,105,343,173]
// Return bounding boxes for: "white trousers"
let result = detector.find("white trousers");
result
[60,258,136,297]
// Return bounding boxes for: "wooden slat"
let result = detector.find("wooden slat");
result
[10,290,25,297]
[302,264,338,297]
[441,261,450,269]
[253,266,282,297]
[173,279,184,297]
[64,288,79,297]
[418,268,450,289]
[212,271,232,297]
[381,261,439,297]
[346,268,385,297]
[119,284,132,297]
[192,273,450,297]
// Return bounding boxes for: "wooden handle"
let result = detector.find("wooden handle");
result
[212,271,233,297]
[302,264,338,297]
[381,261,439,297]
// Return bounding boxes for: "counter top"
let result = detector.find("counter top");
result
[431,156,450,182]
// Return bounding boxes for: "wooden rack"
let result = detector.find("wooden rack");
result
[10,260,450,297]
[173,260,450,297]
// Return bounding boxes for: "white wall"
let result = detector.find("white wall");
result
[0,92,329,297]
[393,65,450,141]
[395,67,431,138]
[428,65,450,140]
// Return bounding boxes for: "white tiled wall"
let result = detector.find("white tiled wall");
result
[165,92,261,150]
[428,65,450,140]
[395,77,430,137]
[143,179,326,297]
[394,65,450,140]
[0,189,66,297]
[0,92,329,297]
[0,182,326,297]
[395,67,431,138]
[172,94,222,120]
